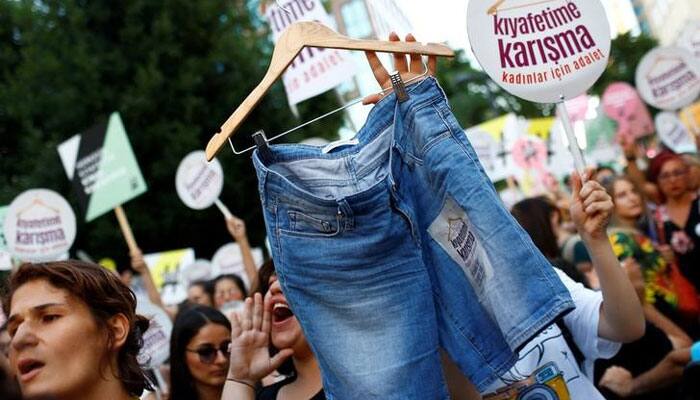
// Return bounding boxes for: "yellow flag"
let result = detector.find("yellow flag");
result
[528,118,556,140]
[98,258,117,272]
[680,102,700,136]
[478,115,509,142]
[147,249,191,289]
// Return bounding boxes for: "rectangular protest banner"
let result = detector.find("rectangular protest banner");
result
[57,112,147,222]
[144,248,196,306]
[464,114,517,183]
[365,0,414,40]
[261,0,356,105]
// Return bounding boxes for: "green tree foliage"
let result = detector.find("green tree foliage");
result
[590,32,658,96]
[0,0,342,268]
[0,0,661,271]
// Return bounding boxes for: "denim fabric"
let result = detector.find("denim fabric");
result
[252,77,574,399]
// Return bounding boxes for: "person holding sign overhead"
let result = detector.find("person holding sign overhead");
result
[446,171,644,399]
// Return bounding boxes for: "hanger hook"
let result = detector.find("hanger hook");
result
[276,0,293,14]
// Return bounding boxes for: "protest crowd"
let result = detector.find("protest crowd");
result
[3,1,700,400]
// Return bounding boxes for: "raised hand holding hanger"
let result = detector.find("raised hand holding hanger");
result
[362,32,437,105]
[206,21,453,160]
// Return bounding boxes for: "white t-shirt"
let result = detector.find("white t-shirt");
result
[482,269,621,400]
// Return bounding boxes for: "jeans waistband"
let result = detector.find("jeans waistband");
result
[252,76,445,212]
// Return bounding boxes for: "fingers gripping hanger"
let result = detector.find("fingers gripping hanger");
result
[205,21,454,161]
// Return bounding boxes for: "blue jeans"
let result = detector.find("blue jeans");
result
[252,77,573,399]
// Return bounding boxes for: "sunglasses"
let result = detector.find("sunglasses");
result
[658,169,688,181]
[186,341,231,364]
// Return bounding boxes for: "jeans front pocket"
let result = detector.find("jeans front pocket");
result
[279,209,342,238]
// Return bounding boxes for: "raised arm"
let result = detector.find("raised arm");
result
[226,215,259,290]
[222,293,294,400]
[131,249,165,310]
[570,171,645,342]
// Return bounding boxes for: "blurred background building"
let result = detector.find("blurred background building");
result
[631,0,700,44]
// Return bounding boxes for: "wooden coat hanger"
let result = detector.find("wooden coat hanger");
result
[18,198,60,216]
[487,0,561,15]
[205,21,454,161]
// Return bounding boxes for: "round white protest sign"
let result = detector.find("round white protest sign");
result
[136,300,173,369]
[677,21,700,61]
[212,243,265,289]
[175,151,225,210]
[655,112,698,154]
[180,259,213,284]
[467,0,611,103]
[635,46,700,111]
[212,243,244,276]
[4,189,76,262]
[212,243,252,290]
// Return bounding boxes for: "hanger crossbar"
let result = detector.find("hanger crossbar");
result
[206,21,454,161]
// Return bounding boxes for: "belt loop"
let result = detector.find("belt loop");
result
[386,99,404,192]
[256,167,268,208]
[336,198,354,231]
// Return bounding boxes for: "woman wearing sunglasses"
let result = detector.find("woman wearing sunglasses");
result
[169,305,231,400]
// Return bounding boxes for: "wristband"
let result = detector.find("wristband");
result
[227,377,256,391]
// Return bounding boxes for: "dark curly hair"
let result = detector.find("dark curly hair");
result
[2,260,151,397]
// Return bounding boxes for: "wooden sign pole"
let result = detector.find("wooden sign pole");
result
[114,205,139,255]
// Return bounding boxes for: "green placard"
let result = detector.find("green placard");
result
[58,112,147,222]
[585,112,618,152]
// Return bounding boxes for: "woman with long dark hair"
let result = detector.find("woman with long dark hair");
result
[510,196,586,284]
[169,306,231,400]
[3,260,151,400]
[648,151,700,292]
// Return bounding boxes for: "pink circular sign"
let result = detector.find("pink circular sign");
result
[601,82,654,140]
[512,136,547,170]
